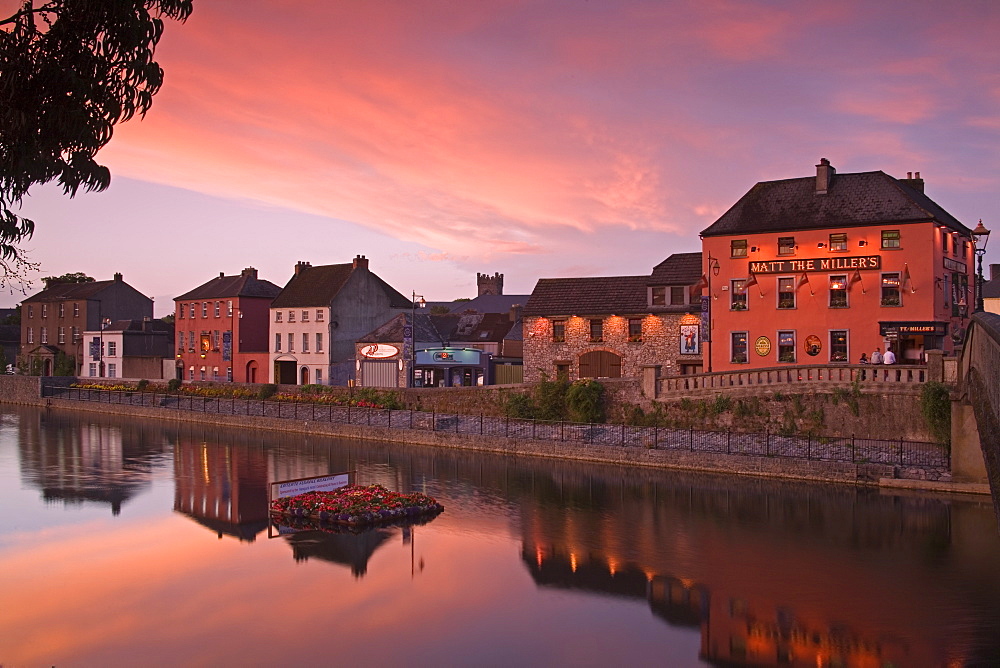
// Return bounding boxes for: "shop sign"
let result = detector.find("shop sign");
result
[360,343,400,359]
[754,336,771,356]
[943,257,967,273]
[416,348,482,365]
[879,322,947,336]
[749,255,881,274]
[804,335,822,356]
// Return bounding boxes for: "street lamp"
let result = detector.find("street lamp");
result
[705,255,720,373]
[972,219,990,312]
[409,292,426,387]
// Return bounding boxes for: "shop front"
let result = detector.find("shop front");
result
[878,321,948,364]
[414,348,489,387]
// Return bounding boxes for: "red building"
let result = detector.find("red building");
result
[173,267,282,383]
[700,159,974,371]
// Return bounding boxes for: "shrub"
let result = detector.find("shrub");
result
[566,379,604,423]
[920,382,951,445]
[505,393,535,419]
[167,378,182,392]
[535,375,569,421]
[136,379,149,391]
[258,383,278,400]
[352,387,402,410]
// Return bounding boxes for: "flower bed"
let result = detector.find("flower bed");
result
[270,484,444,527]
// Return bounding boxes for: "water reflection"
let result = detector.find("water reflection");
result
[3,406,999,666]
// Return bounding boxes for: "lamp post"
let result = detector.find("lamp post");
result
[972,219,991,312]
[409,292,426,387]
[705,255,720,373]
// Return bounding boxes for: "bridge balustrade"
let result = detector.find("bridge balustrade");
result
[659,364,927,396]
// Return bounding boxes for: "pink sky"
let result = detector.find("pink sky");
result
[5,0,1000,315]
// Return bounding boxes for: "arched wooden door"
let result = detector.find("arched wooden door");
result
[578,351,622,378]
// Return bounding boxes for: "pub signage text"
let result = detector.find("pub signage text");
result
[749,255,881,274]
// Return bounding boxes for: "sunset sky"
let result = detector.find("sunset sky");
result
[4,0,1000,315]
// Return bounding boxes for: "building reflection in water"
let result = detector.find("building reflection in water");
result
[515,465,998,667]
[15,408,167,515]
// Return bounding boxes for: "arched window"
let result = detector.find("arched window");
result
[578,351,622,378]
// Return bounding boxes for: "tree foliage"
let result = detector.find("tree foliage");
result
[41,271,94,287]
[0,0,192,279]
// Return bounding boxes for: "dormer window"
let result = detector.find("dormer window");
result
[650,287,666,306]
[670,287,686,305]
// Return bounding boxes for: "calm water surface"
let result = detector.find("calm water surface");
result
[1,405,999,667]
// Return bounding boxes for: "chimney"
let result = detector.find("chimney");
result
[242,267,258,278]
[353,254,369,270]
[113,272,122,282]
[815,158,835,195]
[294,261,312,276]
[509,304,522,323]
[900,170,925,193]
[219,272,225,279]
[477,272,504,296]
[991,264,1000,281]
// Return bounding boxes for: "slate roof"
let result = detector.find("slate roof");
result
[648,252,702,286]
[23,280,115,303]
[175,270,281,301]
[700,170,970,237]
[445,294,530,314]
[983,278,1000,300]
[357,311,515,345]
[523,276,650,317]
[103,319,173,334]
[271,263,411,309]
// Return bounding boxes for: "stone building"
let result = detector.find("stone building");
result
[522,253,703,382]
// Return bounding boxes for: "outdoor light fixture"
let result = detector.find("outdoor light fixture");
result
[817,242,826,248]
[972,219,991,312]
[858,240,868,247]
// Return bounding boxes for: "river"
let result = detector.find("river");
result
[1,405,998,667]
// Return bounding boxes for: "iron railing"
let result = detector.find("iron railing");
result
[41,385,950,469]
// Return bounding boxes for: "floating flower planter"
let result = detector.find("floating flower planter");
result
[270,484,444,528]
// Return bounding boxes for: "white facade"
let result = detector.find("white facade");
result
[269,306,332,384]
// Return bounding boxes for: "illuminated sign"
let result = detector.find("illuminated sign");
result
[749,255,881,274]
[754,336,771,356]
[880,322,947,336]
[360,344,399,359]
[416,348,483,365]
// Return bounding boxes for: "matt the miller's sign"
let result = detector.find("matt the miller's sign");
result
[749,255,882,274]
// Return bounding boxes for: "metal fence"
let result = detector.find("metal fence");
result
[41,385,950,469]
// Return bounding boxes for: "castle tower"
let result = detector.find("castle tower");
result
[477,272,503,296]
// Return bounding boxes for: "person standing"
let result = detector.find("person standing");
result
[870,347,882,365]
[883,347,896,364]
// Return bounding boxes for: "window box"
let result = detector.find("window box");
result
[778,299,795,309]
[829,298,848,308]
[731,303,747,311]
[589,337,604,343]
[881,297,901,307]
[627,336,643,343]
[779,352,795,363]
[731,355,748,364]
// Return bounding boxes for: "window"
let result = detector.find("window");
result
[302,333,309,352]
[73,303,79,317]
[89,363,97,377]
[188,331,195,351]
[628,318,642,342]
[202,302,208,317]
[179,304,185,319]
[829,275,848,308]
[316,310,324,322]
[316,333,323,353]
[302,310,309,322]
[731,331,748,364]
[552,319,566,342]
[275,310,282,322]
[27,327,33,344]
[108,341,117,356]
[40,327,47,343]
[189,303,195,318]
[778,237,795,255]
[200,366,206,381]
[213,330,220,350]
[288,332,294,352]
[275,333,281,352]
[778,331,795,363]
[829,233,847,252]
[288,310,295,323]
[58,327,65,344]
[227,300,233,317]
[730,239,748,257]
[214,302,220,317]
[731,279,748,310]
[589,319,603,342]
[41,304,47,318]
[941,228,949,254]
[189,366,194,380]
[27,305,33,318]
[58,303,64,318]
[213,367,219,382]
[830,330,848,362]
[881,230,900,249]
[881,273,901,306]
[227,367,233,382]
[777,277,795,309]
[178,331,185,351]
[107,364,117,378]
[72,326,79,341]
[670,286,686,305]
[651,287,666,306]
[315,368,323,384]
[952,233,960,257]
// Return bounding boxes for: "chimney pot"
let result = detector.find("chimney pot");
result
[815,158,835,195]
[113,272,122,282]
[353,255,369,270]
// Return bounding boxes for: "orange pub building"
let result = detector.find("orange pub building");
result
[699,159,974,372]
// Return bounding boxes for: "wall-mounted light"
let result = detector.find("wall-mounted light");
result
[817,242,826,248]
[858,240,868,247]
[750,246,759,253]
